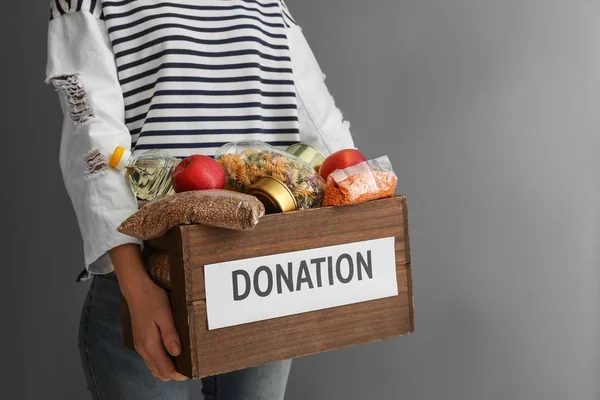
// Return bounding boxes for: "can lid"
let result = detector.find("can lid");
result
[249,191,281,214]
[286,143,326,169]
[109,146,132,170]
[247,176,297,214]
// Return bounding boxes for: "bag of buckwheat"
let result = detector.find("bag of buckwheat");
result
[118,189,265,240]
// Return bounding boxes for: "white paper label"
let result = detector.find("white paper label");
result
[204,237,398,330]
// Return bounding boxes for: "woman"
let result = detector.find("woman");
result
[45,0,355,398]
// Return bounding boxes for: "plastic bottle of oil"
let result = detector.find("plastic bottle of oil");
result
[109,146,180,201]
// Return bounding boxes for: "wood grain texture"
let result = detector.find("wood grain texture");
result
[189,262,412,378]
[124,231,198,376]
[182,196,409,302]
[146,228,177,251]
[402,197,412,265]
[167,230,196,378]
[407,263,415,333]
[122,196,414,379]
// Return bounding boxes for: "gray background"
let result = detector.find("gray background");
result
[4,0,599,399]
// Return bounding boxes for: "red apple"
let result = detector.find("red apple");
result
[172,155,226,193]
[319,149,367,180]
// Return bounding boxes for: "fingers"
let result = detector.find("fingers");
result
[129,285,188,383]
[135,342,162,379]
[149,339,189,382]
[146,340,180,381]
[172,371,189,382]
[154,307,188,382]
[155,307,182,357]
[138,339,188,382]
[144,362,160,379]
[135,323,188,382]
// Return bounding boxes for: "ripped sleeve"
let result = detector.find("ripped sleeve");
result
[45,11,141,274]
[49,74,95,127]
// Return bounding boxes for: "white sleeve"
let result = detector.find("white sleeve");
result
[282,2,356,155]
[45,9,141,274]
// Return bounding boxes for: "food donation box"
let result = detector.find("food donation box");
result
[122,196,414,379]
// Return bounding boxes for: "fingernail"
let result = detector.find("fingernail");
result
[170,344,180,355]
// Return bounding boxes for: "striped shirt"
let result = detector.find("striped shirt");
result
[50,0,301,158]
[46,0,354,275]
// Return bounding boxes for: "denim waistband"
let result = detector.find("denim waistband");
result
[76,268,119,283]
[97,271,119,282]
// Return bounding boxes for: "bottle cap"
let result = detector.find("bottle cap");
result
[109,146,132,171]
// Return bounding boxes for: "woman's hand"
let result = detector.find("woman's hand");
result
[127,279,188,382]
[110,244,188,382]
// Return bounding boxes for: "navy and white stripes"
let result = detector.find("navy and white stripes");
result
[50,0,301,157]
[280,0,296,27]
[50,0,105,20]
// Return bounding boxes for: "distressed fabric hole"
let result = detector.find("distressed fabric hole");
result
[84,148,108,179]
[50,74,95,126]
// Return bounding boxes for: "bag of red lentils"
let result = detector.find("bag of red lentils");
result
[323,156,398,206]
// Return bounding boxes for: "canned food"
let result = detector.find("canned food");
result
[286,143,326,171]
[247,176,298,214]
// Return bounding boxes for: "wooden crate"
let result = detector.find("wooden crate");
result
[122,196,414,379]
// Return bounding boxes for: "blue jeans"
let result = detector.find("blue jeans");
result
[78,272,292,400]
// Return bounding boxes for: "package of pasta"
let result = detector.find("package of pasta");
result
[117,190,265,240]
[323,156,398,206]
[215,140,326,209]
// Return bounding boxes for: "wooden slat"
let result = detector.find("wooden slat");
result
[121,235,197,376]
[122,262,414,378]
[402,197,412,265]
[122,196,414,379]
[168,230,197,378]
[406,264,415,333]
[147,228,177,251]
[189,262,412,378]
[180,196,408,302]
